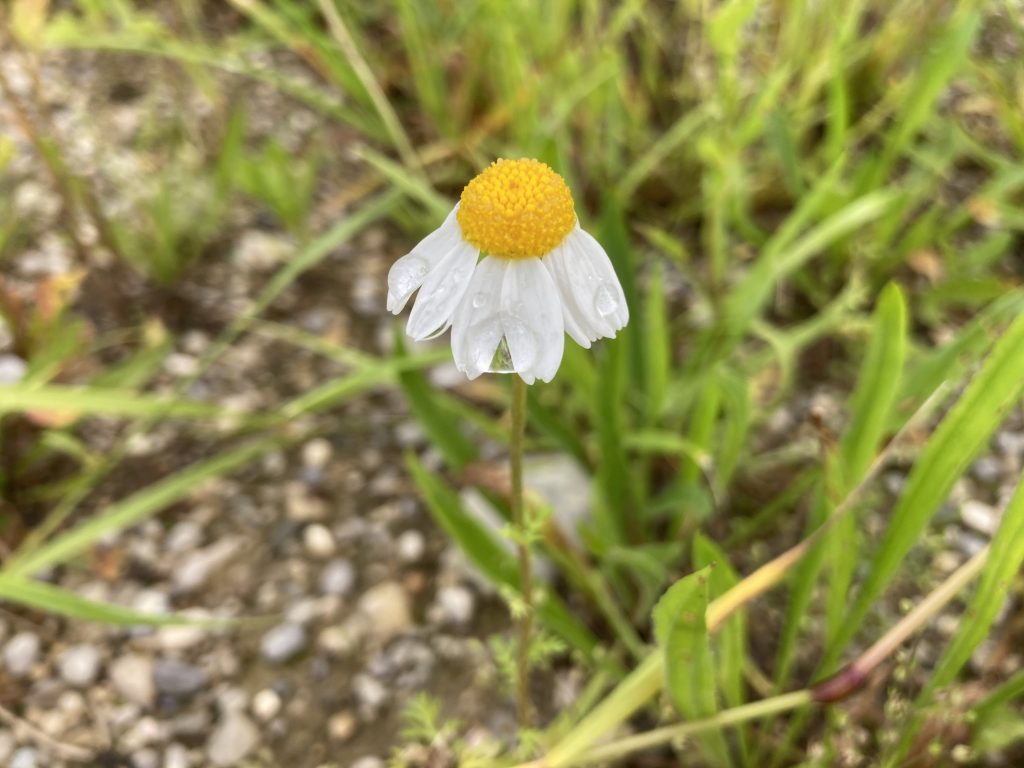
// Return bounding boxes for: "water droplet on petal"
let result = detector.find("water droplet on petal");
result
[595,284,619,316]
[390,257,429,298]
[503,318,537,370]
[472,292,489,309]
[488,338,515,374]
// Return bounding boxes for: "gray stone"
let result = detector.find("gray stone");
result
[206,712,259,767]
[110,654,156,706]
[319,559,356,597]
[153,659,208,697]
[432,585,475,626]
[132,748,160,768]
[353,673,388,714]
[3,632,40,678]
[58,644,102,687]
[0,355,27,384]
[960,499,1000,536]
[260,623,307,664]
[173,537,244,593]
[10,747,38,768]
[303,524,336,559]
[356,582,412,641]
[163,743,191,768]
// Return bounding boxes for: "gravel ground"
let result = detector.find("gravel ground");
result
[2,32,1023,768]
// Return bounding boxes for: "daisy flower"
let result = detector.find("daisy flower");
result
[386,158,629,384]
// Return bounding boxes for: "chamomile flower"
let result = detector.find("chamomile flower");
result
[387,158,629,384]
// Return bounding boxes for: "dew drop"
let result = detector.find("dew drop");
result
[503,318,537,370]
[594,284,619,317]
[390,257,429,297]
[472,292,489,309]
[488,338,516,374]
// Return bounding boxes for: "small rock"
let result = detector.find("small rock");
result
[10,747,38,768]
[357,582,412,641]
[285,483,327,522]
[3,632,40,678]
[319,559,356,597]
[132,748,160,768]
[260,623,307,664]
[173,537,244,593]
[433,585,475,626]
[301,439,332,469]
[970,457,1003,486]
[153,659,208,698]
[251,689,281,722]
[232,230,293,270]
[318,623,363,657]
[122,716,170,750]
[0,730,14,764]
[960,499,1000,536]
[303,524,336,559]
[111,655,156,706]
[165,521,204,554]
[163,743,191,768]
[0,355,27,384]
[396,530,426,563]
[353,673,388,714]
[351,758,386,768]
[206,712,259,767]
[327,710,357,742]
[58,644,102,687]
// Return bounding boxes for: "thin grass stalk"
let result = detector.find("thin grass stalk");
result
[511,374,534,727]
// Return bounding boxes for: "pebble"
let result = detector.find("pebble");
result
[165,521,204,554]
[303,524,336,559]
[0,731,13,764]
[319,559,357,597]
[351,757,386,768]
[58,644,102,687]
[252,689,282,722]
[327,710,357,742]
[173,537,244,593]
[433,585,475,626]
[206,712,259,767]
[153,659,209,697]
[353,673,388,714]
[10,747,38,768]
[132,748,160,768]
[357,581,412,641]
[396,530,426,563]
[3,632,41,678]
[301,439,332,469]
[110,654,156,706]
[960,499,1000,536]
[285,483,327,522]
[0,355,27,384]
[260,623,307,664]
[163,743,191,768]
[970,456,1003,486]
[317,623,362,657]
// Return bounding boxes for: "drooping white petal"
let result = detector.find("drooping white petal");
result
[544,225,629,345]
[386,205,463,314]
[405,239,479,340]
[501,258,565,384]
[451,256,508,380]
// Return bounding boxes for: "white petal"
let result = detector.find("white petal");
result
[501,258,565,384]
[544,243,601,347]
[545,226,629,345]
[405,240,479,340]
[451,257,508,380]
[386,205,462,314]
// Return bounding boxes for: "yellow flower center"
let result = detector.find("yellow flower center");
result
[456,158,576,259]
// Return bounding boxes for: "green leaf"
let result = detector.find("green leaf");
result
[0,385,219,419]
[835,311,1024,656]
[653,564,730,764]
[394,333,477,470]
[406,454,598,659]
[7,438,278,577]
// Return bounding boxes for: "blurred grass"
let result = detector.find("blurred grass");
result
[1,0,1023,764]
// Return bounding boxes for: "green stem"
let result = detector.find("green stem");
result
[511,374,533,727]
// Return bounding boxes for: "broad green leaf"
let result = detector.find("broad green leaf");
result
[834,311,1024,657]
[652,565,729,764]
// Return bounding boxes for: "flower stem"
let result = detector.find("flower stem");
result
[511,374,534,727]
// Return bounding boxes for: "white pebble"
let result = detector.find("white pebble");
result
[3,632,40,678]
[58,644,102,687]
[251,689,282,722]
[396,530,426,563]
[303,524,336,559]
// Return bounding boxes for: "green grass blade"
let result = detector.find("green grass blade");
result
[834,311,1024,658]
[0,385,219,419]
